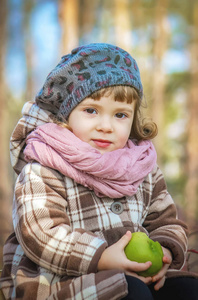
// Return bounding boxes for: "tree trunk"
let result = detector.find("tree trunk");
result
[58,0,79,54]
[185,1,198,228]
[79,0,100,43]
[151,0,170,165]
[0,0,12,268]
[113,0,132,52]
[23,0,34,101]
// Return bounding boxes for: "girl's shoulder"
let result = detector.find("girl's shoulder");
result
[17,162,67,197]
[141,164,167,195]
[20,161,65,179]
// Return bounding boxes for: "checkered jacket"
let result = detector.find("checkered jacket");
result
[0,162,188,299]
[0,102,188,299]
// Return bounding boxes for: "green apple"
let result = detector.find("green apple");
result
[124,232,163,277]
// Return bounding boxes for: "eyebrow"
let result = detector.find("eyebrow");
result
[79,100,103,109]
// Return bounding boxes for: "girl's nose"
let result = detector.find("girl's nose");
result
[96,116,113,133]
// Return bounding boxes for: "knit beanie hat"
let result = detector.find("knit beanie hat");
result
[35,43,143,120]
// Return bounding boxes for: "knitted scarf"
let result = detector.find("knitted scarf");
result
[24,123,157,198]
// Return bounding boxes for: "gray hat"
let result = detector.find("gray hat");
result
[35,43,143,120]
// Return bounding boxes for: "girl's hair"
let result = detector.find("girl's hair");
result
[54,85,158,141]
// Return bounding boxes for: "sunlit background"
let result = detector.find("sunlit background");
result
[0,0,198,272]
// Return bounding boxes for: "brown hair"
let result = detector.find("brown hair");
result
[54,85,158,141]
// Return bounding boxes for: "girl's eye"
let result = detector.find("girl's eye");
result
[115,112,127,119]
[85,108,97,114]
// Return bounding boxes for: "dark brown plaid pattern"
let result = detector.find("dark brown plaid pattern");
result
[0,102,188,299]
[0,163,188,299]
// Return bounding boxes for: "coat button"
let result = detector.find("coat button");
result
[110,202,124,214]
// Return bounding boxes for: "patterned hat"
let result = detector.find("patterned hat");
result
[35,43,143,119]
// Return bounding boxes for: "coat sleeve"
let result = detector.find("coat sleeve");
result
[13,162,107,276]
[142,165,188,270]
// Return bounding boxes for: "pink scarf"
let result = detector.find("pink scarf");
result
[24,123,157,198]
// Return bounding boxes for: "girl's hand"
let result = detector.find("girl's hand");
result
[151,246,172,290]
[97,231,153,285]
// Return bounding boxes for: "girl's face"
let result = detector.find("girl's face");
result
[68,93,136,154]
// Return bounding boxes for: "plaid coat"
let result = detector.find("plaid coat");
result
[0,102,188,300]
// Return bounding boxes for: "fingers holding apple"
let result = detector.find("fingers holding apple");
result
[97,231,152,274]
[151,246,172,290]
[162,246,172,265]
[151,246,172,281]
[123,232,174,289]
[124,232,164,277]
[124,261,153,285]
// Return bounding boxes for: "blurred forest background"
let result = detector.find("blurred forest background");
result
[0,0,198,270]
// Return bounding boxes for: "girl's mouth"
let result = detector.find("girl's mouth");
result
[92,139,112,148]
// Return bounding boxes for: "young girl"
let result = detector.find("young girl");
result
[0,43,197,300]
